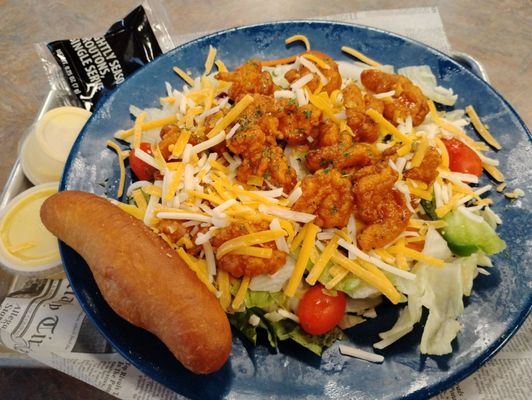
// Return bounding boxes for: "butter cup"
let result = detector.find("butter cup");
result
[0,182,63,276]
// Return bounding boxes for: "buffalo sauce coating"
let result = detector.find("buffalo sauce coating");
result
[360,69,429,126]
[210,221,287,277]
[155,53,438,278]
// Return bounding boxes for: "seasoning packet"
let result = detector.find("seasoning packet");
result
[36,1,176,111]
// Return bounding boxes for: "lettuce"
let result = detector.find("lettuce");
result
[398,65,458,106]
[244,290,286,312]
[228,307,346,356]
[374,229,486,355]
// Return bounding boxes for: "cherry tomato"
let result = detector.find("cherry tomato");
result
[129,142,157,180]
[297,284,346,335]
[441,138,483,176]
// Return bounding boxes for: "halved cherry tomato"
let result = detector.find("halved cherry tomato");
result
[297,284,346,335]
[129,142,157,180]
[441,138,483,176]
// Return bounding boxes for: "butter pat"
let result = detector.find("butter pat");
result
[21,107,91,185]
[0,183,62,275]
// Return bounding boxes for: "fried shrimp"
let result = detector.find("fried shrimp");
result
[341,83,383,143]
[211,222,287,278]
[216,60,276,101]
[352,164,411,250]
[404,146,442,184]
[276,100,322,145]
[292,169,354,228]
[305,142,376,173]
[360,69,429,126]
[237,145,298,192]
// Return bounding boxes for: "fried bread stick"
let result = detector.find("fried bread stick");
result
[41,190,232,374]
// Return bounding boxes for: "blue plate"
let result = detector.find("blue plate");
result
[60,21,531,399]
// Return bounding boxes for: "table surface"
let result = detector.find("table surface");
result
[0,0,530,399]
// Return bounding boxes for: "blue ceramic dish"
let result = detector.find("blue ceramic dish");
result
[60,21,531,399]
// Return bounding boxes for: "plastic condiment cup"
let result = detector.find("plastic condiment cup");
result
[0,182,62,276]
[20,106,91,185]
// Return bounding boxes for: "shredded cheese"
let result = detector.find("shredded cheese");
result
[106,140,126,197]
[337,239,416,281]
[133,111,147,149]
[177,248,217,293]
[232,276,250,309]
[339,344,384,363]
[284,223,320,297]
[230,246,273,258]
[216,229,286,259]
[366,109,411,143]
[204,45,217,75]
[331,252,401,304]
[207,94,254,138]
[215,59,227,72]
[341,46,381,67]
[216,270,231,310]
[173,66,195,86]
[117,115,178,139]
[387,245,444,267]
[306,236,339,285]
[301,53,331,70]
[483,163,505,182]
[465,105,502,150]
[285,34,311,51]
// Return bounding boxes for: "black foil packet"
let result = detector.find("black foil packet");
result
[47,5,163,111]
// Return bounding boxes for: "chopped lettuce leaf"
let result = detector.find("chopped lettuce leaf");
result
[249,256,295,292]
[229,307,346,356]
[244,290,286,312]
[268,318,346,356]
[424,227,453,260]
[398,65,458,106]
[375,229,486,355]
[228,309,260,345]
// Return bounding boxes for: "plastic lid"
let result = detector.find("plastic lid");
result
[20,106,91,185]
[34,106,91,163]
[0,182,62,276]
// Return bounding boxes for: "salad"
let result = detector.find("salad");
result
[107,35,509,361]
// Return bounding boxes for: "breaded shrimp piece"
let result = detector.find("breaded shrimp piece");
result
[305,142,376,173]
[216,60,276,101]
[292,169,354,228]
[211,222,287,278]
[361,69,429,126]
[236,145,297,193]
[227,125,268,158]
[236,94,281,141]
[316,119,341,147]
[276,100,322,145]
[158,124,180,160]
[352,164,411,250]
[404,146,442,184]
[342,83,382,143]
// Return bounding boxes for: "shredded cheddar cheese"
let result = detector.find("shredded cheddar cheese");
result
[306,235,339,285]
[232,275,250,309]
[285,34,311,51]
[173,66,196,86]
[285,223,320,297]
[206,94,254,138]
[341,46,381,67]
[106,140,126,197]
[465,105,502,150]
[204,45,217,75]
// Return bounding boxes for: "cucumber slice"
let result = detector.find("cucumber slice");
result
[440,210,506,256]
